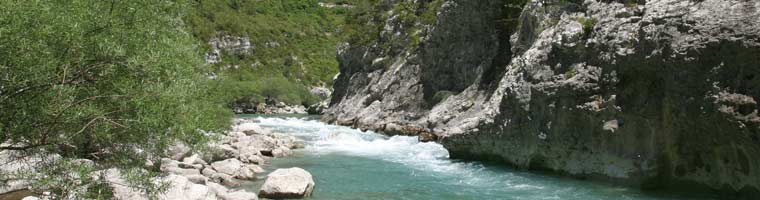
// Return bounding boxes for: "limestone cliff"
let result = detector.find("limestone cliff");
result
[324,0,760,197]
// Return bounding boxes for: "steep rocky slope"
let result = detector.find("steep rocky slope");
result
[324,0,760,197]
[186,0,348,107]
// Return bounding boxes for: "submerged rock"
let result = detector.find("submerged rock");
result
[258,168,315,199]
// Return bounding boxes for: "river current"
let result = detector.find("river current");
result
[241,115,715,200]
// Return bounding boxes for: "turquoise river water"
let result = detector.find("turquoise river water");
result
[241,115,717,200]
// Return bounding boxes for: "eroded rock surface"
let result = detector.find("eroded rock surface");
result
[325,0,760,197]
[205,35,252,64]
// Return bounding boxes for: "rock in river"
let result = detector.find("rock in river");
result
[258,168,315,199]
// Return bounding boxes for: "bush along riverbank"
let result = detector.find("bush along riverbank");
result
[1,0,337,199]
[0,1,233,199]
[1,118,316,200]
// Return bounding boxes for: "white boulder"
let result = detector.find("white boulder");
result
[258,168,315,199]
[210,159,256,180]
[159,174,216,200]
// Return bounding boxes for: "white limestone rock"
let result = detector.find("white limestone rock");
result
[258,168,315,199]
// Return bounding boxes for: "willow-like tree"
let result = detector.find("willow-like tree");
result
[0,0,230,198]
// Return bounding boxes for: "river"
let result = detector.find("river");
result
[241,115,716,200]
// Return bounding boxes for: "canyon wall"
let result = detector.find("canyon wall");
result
[324,0,760,197]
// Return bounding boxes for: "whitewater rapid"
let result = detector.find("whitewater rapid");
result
[246,115,714,200]
[253,116,531,188]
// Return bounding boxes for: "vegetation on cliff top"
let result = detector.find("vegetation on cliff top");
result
[343,0,529,56]
[185,0,353,105]
[342,0,446,59]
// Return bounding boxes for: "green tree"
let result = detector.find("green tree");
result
[0,0,230,198]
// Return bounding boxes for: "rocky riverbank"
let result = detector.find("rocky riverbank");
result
[325,0,760,198]
[231,101,308,115]
[231,101,329,115]
[1,118,316,200]
[231,87,332,115]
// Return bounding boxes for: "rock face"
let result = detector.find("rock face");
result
[258,168,315,199]
[306,101,329,115]
[309,86,332,100]
[325,0,760,197]
[205,35,252,64]
[307,86,333,115]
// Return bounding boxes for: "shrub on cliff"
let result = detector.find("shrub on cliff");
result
[0,0,230,198]
[185,0,349,106]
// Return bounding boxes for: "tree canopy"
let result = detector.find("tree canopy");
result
[0,0,231,198]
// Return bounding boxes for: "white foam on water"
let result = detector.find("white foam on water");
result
[254,116,448,163]
[252,116,544,192]
[245,116,706,200]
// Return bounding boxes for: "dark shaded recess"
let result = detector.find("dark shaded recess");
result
[363,92,384,107]
[599,0,647,5]
[478,0,530,92]
[260,150,273,157]
[618,37,760,198]
[418,0,504,106]
[330,45,378,106]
